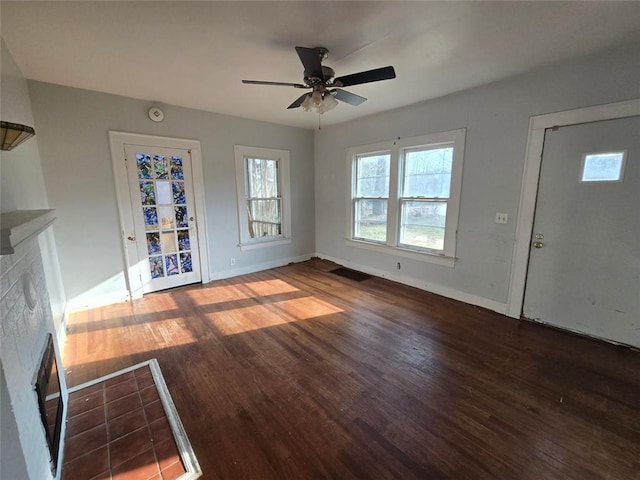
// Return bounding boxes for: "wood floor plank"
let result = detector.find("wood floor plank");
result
[63,259,640,479]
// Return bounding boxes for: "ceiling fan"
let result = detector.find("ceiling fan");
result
[242,46,396,113]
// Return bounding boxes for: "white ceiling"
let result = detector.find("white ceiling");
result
[3,1,640,130]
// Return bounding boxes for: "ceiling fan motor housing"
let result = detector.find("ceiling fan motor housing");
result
[304,66,335,86]
[242,45,396,110]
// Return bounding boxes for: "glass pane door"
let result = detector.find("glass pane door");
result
[125,146,201,293]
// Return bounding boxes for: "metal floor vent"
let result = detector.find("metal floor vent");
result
[330,267,372,282]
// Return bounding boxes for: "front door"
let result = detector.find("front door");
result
[124,144,202,293]
[523,116,639,347]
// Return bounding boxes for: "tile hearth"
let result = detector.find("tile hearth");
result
[62,364,188,480]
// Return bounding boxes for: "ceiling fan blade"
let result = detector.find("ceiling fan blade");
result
[242,80,307,88]
[295,46,324,79]
[333,66,396,88]
[287,93,310,109]
[333,89,367,106]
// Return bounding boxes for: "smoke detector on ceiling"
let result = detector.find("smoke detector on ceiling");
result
[148,107,164,122]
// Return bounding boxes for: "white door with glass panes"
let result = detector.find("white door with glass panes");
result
[523,116,639,347]
[124,145,201,293]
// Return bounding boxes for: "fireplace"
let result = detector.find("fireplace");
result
[34,334,64,475]
[1,213,64,478]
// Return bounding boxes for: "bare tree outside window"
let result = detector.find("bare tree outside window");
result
[246,158,282,238]
[354,153,390,242]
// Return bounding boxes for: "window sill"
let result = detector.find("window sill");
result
[239,237,291,251]
[345,239,456,267]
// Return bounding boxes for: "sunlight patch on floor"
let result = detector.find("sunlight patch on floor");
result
[243,279,300,296]
[273,297,343,320]
[205,296,342,335]
[186,284,249,306]
[65,317,197,367]
[186,279,299,306]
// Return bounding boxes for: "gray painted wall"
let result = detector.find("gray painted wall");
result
[1,39,67,480]
[28,83,315,307]
[314,43,640,310]
[1,39,66,331]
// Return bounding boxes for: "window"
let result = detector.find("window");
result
[235,146,291,250]
[580,151,626,183]
[347,130,465,265]
[353,152,391,243]
[246,157,281,237]
[399,146,453,250]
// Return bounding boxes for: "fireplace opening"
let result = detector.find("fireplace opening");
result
[34,333,64,475]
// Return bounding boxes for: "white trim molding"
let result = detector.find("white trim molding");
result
[317,253,508,315]
[212,254,313,280]
[345,129,466,266]
[507,98,640,318]
[108,131,211,299]
[234,145,292,251]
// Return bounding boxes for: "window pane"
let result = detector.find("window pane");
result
[149,256,164,278]
[354,198,387,242]
[356,154,390,197]
[154,155,168,179]
[146,232,161,255]
[136,154,152,179]
[248,199,281,238]
[170,156,184,180]
[400,201,447,250]
[143,207,158,230]
[247,158,279,198]
[161,231,177,253]
[581,152,625,182]
[404,147,453,198]
[158,206,174,229]
[156,181,171,204]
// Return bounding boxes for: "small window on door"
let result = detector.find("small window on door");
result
[580,151,626,183]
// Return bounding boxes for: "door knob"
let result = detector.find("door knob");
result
[127,235,136,242]
[533,241,544,248]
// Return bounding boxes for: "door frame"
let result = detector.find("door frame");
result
[109,131,211,299]
[507,98,640,318]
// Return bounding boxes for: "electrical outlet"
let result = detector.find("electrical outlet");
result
[495,213,509,224]
[230,257,236,266]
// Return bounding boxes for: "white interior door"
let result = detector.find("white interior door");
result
[124,144,202,293]
[523,116,639,347]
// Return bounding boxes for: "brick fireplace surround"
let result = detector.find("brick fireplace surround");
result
[1,223,200,479]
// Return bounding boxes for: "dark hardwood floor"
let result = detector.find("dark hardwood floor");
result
[63,259,640,479]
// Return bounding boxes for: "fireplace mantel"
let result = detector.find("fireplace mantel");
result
[0,209,56,255]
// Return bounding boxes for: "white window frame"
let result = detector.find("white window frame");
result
[234,145,291,251]
[352,149,392,245]
[346,129,465,267]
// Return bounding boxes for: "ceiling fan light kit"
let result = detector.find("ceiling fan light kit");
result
[242,46,396,115]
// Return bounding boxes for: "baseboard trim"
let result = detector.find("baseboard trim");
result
[66,291,131,313]
[315,253,509,315]
[210,254,315,280]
